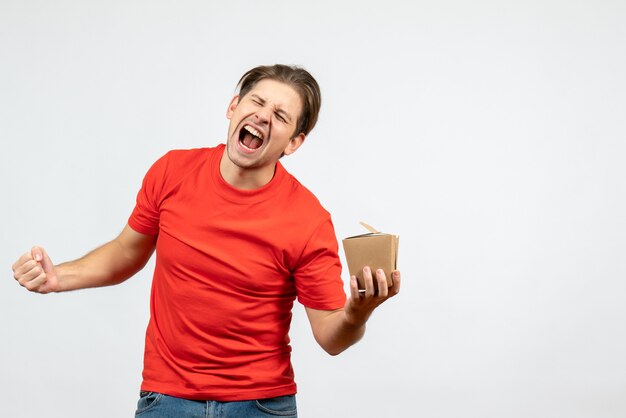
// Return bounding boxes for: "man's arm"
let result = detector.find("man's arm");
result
[12,224,157,294]
[305,267,401,356]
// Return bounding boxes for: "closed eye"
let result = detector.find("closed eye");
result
[250,94,265,106]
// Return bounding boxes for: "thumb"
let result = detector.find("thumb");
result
[31,246,43,262]
[31,246,54,273]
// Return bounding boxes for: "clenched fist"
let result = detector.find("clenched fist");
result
[12,247,59,294]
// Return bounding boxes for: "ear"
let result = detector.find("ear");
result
[283,133,306,156]
[226,96,240,119]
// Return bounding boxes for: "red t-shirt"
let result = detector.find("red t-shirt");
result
[128,144,346,401]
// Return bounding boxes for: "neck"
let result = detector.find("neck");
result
[219,151,276,190]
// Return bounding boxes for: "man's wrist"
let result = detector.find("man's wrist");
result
[343,308,368,329]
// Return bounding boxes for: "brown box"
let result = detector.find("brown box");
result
[342,222,399,290]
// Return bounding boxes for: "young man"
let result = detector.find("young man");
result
[12,64,401,417]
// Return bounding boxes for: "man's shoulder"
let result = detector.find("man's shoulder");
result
[282,171,330,219]
[155,144,221,171]
[143,145,222,187]
[163,145,219,163]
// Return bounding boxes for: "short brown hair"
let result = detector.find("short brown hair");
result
[237,64,321,136]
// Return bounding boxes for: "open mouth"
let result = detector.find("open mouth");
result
[239,124,265,150]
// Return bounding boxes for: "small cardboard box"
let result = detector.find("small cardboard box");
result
[342,222,399,290]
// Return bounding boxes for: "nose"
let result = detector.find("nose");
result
[254,106,272,125]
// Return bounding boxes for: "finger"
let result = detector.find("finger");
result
[375,269,389,298]
[11,252,34,272]
[390,270,401,296]
[12,259,39,278]
[23,271,48,292]
[17,264,45,286]
[37,247,55,275]
[31,246,44,263]
[349,275,360,300]
[362,266,375,298]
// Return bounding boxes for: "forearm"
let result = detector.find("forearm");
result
[55,240,144,292]
[306,269,401,356]
[51,225,156,292]
[311,309,367,356]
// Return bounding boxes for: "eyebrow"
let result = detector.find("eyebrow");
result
[250,94,293,122]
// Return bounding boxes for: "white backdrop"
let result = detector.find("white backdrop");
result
[1,1,625,417]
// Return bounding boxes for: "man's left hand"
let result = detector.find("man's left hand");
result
[344,266,401,327]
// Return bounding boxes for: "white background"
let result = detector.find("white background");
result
[1,1,625,417]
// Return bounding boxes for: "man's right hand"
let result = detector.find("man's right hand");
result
[12,247,60,294]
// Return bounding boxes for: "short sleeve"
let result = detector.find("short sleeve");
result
[294,217,347,310]
[128,153,170,235]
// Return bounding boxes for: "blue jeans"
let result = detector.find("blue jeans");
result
[135,391,298,417]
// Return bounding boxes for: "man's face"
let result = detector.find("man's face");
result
[225,79,305,172]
